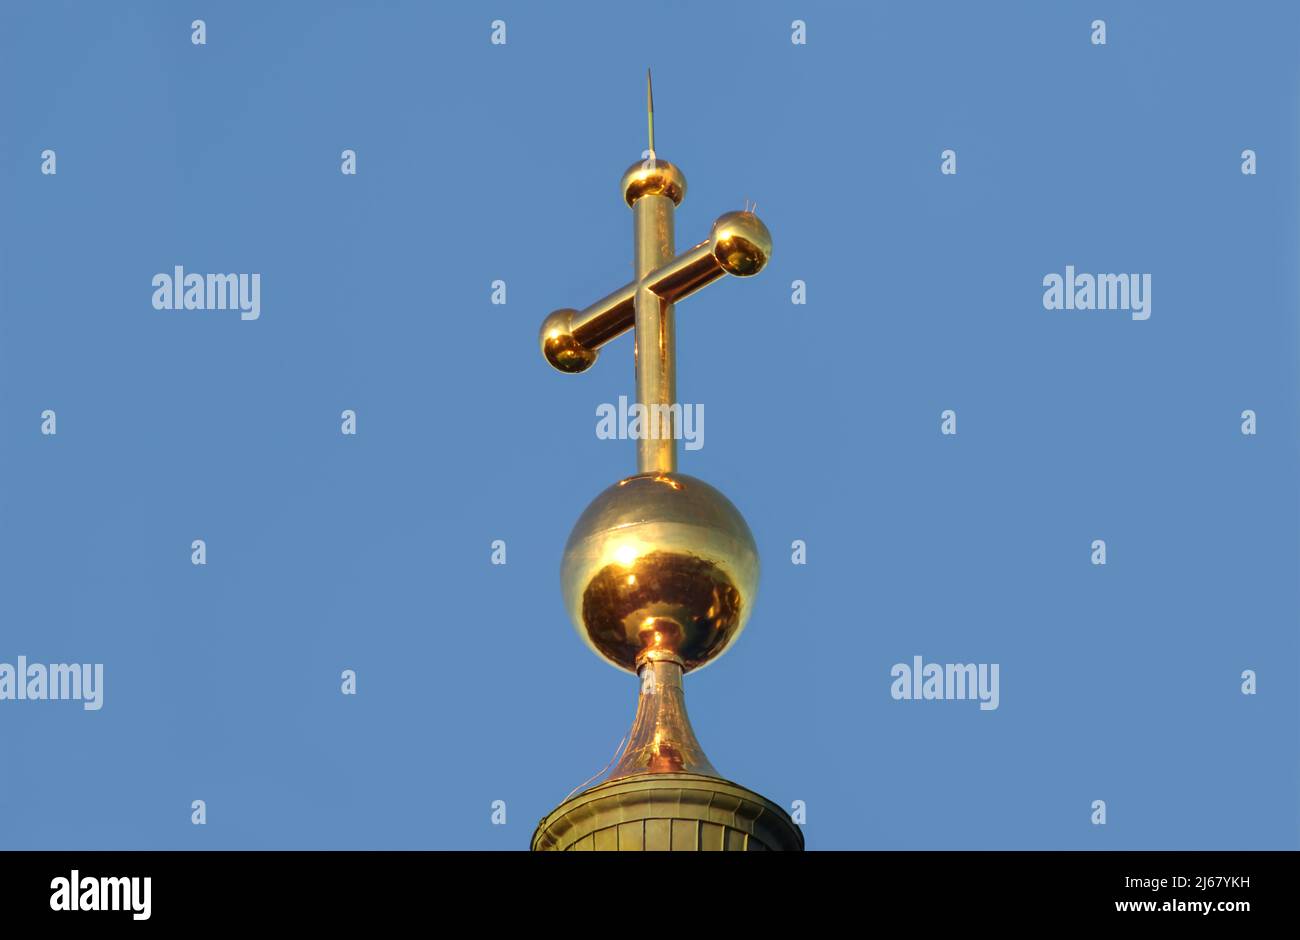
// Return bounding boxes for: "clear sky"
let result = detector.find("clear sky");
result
[1,0,1296,849]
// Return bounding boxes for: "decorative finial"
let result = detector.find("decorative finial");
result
[538,74,773,670]
[531,71,802,853]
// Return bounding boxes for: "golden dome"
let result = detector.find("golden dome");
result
[619,157,687,207]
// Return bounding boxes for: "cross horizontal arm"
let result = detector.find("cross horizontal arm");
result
[540,210,771,373]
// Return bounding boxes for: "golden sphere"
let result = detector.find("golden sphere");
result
[540,308,598,373]
[561,472,760,674]
[710,211,772,277]
[620,158,687,208]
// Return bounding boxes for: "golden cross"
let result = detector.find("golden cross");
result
[539,70,772,474]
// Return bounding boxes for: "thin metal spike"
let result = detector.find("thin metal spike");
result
[646,68,655,157]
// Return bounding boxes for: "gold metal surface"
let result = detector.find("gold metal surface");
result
[633,192,677,473]
[539,212,771,373]
[707,209,773,277]
[534,76,797,850]
[561,472,759,674]
[539,308,599,373]
[531,773,806,852]
[619,158,686,208]
[605,658,717,780]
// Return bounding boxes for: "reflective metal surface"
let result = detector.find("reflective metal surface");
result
[539,207,772,374]
[561,472,759,674]
[633,192,678,473]
[539,308,599,373]
[708,209,772,277]
[533,78,798,850]
[619,157,687,207]
[605,657,718,781]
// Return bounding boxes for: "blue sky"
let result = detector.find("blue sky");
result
[0,1,1296,849]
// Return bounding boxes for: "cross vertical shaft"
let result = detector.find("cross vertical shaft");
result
[633,192,677,473]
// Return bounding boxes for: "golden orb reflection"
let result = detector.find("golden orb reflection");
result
[709,211,772,277]
[540,308,600,374]
[560,472,760,673]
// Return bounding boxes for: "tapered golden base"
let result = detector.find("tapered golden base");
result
[531,773,803,852]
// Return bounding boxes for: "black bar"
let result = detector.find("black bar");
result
[0,850,1287,925]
